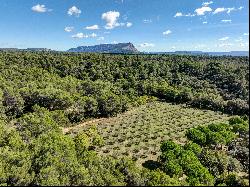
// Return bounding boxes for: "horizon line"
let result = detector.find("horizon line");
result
[0,47,249,53]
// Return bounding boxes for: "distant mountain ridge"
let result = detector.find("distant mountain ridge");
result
[67,43,139,53]
[0,45,248,56]
[143,51,249,56]
[0,48,53,52]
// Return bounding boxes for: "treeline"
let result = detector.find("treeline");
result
[0,52,248,123]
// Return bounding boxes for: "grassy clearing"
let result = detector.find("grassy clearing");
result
[66,102,232,165]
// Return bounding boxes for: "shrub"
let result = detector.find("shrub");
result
[160,140,183,156]
[17,106,60,138]
[143,169,181,186]
[208,123,230,132]
[229,117,246,125]
[185,129,206,146]
[184,142,202,156]
[163,161,183,177]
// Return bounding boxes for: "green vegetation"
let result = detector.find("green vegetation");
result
[0,52,248,123]
[158,116,249,186]
[0,52,249,186]
[72,102,232,164]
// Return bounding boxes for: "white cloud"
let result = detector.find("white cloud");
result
[85,25,99,30]
[97,37,105,41]
[174,12,195,17]
[221,20,232,23]
[143,19,152,23]
[64,26,74,32]
[102,11,120,29]
[238,6,244,10]
[213,7,227,14]
[31,4,51,13]
[71,33,97,39]
[174,12,183,17]
[203,21,208,24]
[219,37,229,41]
[185,13,195,17]
[72,33,88,39]
[227,7,236,14]
[101,12,131,29]
[68,6,81,17]
[213,7,237,14]
[163,30,172,35]
[138,43,155,48]
[195,6,212,16]
[243,33,249,36]
[202,1,213,6]
[126,22,132,27]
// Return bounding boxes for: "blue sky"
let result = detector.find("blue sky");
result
[0,0,249,52]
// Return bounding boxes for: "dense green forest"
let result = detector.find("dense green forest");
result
[0,52,249,186]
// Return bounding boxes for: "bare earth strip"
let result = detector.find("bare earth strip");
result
[63,118,108,134]
[63,102,233,166]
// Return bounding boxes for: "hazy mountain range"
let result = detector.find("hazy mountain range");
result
[144,51,249,56]
[0,43,249,56]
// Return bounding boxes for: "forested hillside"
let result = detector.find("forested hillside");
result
[0,52,248,121]
[0,52,249,186]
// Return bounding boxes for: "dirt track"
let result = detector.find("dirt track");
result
[62,107,138,134]
[63,118,107,134]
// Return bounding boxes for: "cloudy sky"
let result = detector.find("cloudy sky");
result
[0,0,249,51]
